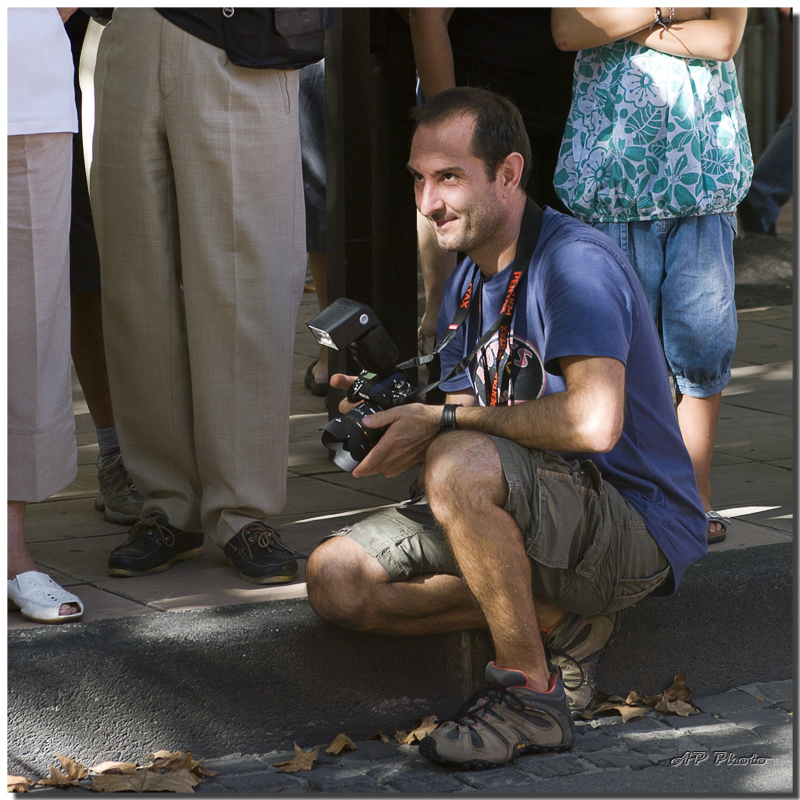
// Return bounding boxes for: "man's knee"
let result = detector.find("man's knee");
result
[425,431,506,515]
[306,535,389,632]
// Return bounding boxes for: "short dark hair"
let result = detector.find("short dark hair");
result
[411,87,531,188]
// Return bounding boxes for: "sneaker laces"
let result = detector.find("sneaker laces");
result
[240,523,296,557]
[125,516,176,547]
[101,465,130,495]
[120,462,138,491]
[448,684,525,731]
[98,454,139,495]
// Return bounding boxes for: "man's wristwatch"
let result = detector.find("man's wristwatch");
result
[439,404,463,433]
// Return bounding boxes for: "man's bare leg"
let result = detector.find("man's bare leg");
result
[307,535,487,635]
[425,431,562,692]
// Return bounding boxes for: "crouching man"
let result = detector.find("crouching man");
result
[306,87,707,770]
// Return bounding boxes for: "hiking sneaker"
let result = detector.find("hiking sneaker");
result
[108,513,204,577]
[419,662,574,770]
[544,610,620,716]
[224,522,298,584]
[95,451,144,526]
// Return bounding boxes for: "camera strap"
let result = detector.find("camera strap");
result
[401,197,543,403]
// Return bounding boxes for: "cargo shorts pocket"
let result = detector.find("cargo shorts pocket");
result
[525,452,609,578]
[603,531,671,614]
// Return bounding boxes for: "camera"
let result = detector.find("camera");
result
[308,299,417,471]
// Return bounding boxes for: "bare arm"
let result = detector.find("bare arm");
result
[408,7,456,100]
[351,355,626,478]
[58,7,79,22]
[551,7,710,51]
[453,356,625,453]
[628,8,747,61]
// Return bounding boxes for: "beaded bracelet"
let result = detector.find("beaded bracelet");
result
[650,7,675,32]
[650,7,667,31]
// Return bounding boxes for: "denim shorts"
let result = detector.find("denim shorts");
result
[325,436,671,617]
[592,213,737,398]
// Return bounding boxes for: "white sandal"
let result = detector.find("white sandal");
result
[7,571,84,624]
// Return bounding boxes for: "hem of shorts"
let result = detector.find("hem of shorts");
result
[673,370,731,398]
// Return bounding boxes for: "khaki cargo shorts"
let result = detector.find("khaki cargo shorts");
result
[325,436,671,617]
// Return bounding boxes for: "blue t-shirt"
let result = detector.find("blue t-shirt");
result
[437,207,706,592]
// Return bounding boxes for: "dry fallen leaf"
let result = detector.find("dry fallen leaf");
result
[396,716,439,745]
[587,673,698,721]
[148,750,203,772]
[7,775,31,793]
[149,750,176,761]
[274,743,319,773]
[326,734,358,756]
[640,694,663,707]
[657,673,698,715]
[585,697,649,723]
[56,754,88,780]
[192,764,219,779]
[370,732,391,744]
[35,755,88,787]
[662,673,692,704]
[89,761,139,775]
[88,769,199,793]
[656,698,697,717]
[616,705,649,723]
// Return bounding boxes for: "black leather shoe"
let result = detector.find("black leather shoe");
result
[108,513,204,577]
[224,521,297,584]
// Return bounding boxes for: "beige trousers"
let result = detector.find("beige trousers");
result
[90,9,306,547]
[8,133,77,502]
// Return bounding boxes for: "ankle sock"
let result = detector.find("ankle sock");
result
[490,661,556,693]
[96,427,119,459]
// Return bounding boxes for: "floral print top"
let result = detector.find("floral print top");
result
[554,40,753,223]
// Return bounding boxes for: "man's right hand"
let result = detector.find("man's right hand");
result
[330,373,361,414]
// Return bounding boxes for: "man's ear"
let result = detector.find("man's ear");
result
[498,152,525,193]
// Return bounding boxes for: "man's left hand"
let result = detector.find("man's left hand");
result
[353,403,442,478]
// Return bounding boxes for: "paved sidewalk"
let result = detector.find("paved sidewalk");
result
[194,680,793,794]
[9,300,793,632]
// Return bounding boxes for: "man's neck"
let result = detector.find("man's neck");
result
[469,193,528,278]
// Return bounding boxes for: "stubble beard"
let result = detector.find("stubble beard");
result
[431,196,502,256]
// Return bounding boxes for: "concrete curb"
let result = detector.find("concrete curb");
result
[8,541,791,776]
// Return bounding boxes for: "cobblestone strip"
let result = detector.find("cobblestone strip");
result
[196,680,793,794]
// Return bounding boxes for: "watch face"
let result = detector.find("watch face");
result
[474,333,546,406]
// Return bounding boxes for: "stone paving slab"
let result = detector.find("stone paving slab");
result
[732,336,794,365]
[707,461,794,515]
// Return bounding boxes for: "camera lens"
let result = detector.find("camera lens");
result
[320,403,385,472]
